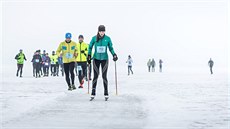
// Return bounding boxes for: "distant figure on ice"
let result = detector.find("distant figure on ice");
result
[37,50,43,76]
[32,52,36,77]
[159,59,163,72]
[57,55,64,76]
[208,58,214,74]
[41,50,46,75]
[43,53,51,77]
[126,55,133,75]
[88,25,118,101]
[32,50,42,78]
[50,51,58,76]
[147,59,151,72]
[15,49,27,77]
[151,58,155,72]
[56,33,77,91]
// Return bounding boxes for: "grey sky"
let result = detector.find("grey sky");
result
[1,0,228,71]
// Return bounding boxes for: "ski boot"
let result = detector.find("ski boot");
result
[90,95,95,101]
[105,95,109,101]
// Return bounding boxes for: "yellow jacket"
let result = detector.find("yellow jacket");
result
[50,54,58,64]
[76,42,88,62]
[56,41,77,63]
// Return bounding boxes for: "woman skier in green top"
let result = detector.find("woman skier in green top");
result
[88,25,118,100]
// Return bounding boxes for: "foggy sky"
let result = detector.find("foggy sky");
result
[1,0,228,72]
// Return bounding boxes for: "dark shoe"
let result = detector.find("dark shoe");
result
[105,95,109,101]
[72,85,76,90]
[68,85,72,91]
[16,73,18,77]
[78,85,83,88]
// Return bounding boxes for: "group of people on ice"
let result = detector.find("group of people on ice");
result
[15,25,215,101]
[15,25,118,100]
[56,25,118,100]
[147,59,163,72]
[31,50,64,78]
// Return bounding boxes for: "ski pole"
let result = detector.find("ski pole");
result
[87,64,90,94]
[115,61,118,95]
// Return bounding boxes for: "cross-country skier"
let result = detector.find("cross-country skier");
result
[56,33,78,90]
[88,25,118,101]
[15,49,27,77]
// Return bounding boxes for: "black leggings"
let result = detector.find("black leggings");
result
[17,64,23,76]
[128,66,133,75]
[51,64,57,75]
[92,59,109,96]
[64,62,75,86]
[35,63,40,77]
[77,62,87,84]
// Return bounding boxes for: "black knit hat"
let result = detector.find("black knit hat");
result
[98,25,105,31]
[78,35,84,39]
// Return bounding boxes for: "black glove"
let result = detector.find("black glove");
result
[87,55,91,64]
[113,54,118,61]
[81,50,85,53]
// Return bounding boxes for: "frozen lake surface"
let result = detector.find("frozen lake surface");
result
[1,65,229,129]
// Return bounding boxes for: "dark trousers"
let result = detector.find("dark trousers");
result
[35,63,40,77]
[51,64,57,76]
[92,59,109,96]
[152,66,155,72]
[148,66,151,72]
[64,62,75,86]
[16,64,23,76]
[39,64,43,75]
[56,63,59,76]
[59,64,64,76]
[77,62,87,84]
[160,65,162,72]
[128,66,133,75]
[44,66,49,76]
[210,66,213,74]
[33,63,36,76]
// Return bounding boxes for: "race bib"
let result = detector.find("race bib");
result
[66,53,73,59]
[97,46,106,53]
[51,61,55,64]
[77,66,82,71]
[45,62,49,66]
[35,59,39,63]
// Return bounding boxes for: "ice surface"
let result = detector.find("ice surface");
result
[1,64,229,129]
